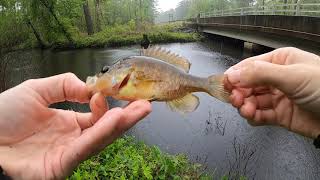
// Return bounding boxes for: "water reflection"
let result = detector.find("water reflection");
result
[2,42,320,179]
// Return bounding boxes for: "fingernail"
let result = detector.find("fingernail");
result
[226,69,241,84]
[229,93,234,102]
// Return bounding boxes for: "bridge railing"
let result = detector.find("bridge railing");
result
[199,3,320,18]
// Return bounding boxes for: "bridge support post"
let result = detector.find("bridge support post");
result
[244,42,273,54]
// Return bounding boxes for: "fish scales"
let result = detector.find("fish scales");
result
[137,57,206,101]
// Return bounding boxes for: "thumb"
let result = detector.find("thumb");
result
[226,61,307,95]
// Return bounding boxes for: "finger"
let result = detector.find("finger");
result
[80,100,150,153]
[255,94,273,109]
[247,109,277,126]
[225,47,320,72]
[253,86,270,95]
[76,93,108,129]
[62,100,151,171]
[226,60,311,96]
[89,93,108,124]
[224,75,233,92]
[238,96,272,126]
[237,87,252,97]
[239,96,257,120]
[239,95,278,126]
[230,89,244,108]
[60,107,125,175]
[118,100,152,132]
[75,112,92,130]
[23,73,90,106]
[225,72,253,96]
[236,87,269,98]
[224,50,278,76]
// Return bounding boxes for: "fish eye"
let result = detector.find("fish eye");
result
[101,66,109,73]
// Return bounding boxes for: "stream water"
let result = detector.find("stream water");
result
[2,41,320,179]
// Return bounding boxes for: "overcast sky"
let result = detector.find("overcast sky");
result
[157,0,182,12]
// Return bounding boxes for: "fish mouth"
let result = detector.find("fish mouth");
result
[86,76,98,90]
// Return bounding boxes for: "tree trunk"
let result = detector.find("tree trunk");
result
[39,0,74,44]
[26,19,45,48]
[294,0,299,15]
[128,2,131,20]
[83,0,94,35]
[95,0,101,32]
[139,0,142,23]
[0,55,9,92]
[134,0,139,29]
[284,0,288,15]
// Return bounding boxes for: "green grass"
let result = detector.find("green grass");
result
[68,136,211,180]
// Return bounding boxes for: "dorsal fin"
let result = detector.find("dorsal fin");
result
[142,47,191,73]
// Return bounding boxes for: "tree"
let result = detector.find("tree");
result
[95,0,102,32]
[25,18,45,48]
[83,0,94,35]
[39,0,74,43]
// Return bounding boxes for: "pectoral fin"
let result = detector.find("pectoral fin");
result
[166,94,200,114]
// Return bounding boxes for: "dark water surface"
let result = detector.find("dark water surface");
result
[3,42,320,179]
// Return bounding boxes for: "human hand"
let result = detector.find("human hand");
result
[224,47,320,138]
[0,73,151,180]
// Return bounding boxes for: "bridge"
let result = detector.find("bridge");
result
[188,3,320,54]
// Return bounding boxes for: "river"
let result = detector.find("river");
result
[2,41,320,179]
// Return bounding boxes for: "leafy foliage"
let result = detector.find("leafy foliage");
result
[66,22,199,49]
[68,136,211,180]
[0,0,159,51]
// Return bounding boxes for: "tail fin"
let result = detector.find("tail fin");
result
[207,74,230,103]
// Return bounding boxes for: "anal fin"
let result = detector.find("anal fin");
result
[166,94,200,114]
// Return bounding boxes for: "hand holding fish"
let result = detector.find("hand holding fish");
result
[225,47,320,139]
[0,73,151,179]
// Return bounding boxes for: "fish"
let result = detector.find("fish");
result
[86,47,230,114]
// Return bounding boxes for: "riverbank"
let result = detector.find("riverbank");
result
[68,136,211,179]
[71,22,200,49]
[1,22,200,53]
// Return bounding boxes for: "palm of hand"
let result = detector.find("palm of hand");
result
[0,83,84,180]
[0,73,151,180]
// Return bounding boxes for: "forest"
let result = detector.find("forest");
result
[1,0,318,53]
[0,0,164,51]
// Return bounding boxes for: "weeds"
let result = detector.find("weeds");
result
[68,136,210,180]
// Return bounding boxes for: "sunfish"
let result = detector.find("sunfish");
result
[86,47,230,113]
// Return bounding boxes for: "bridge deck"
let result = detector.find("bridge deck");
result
[202,26,319,55]
[189,14,319,54]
